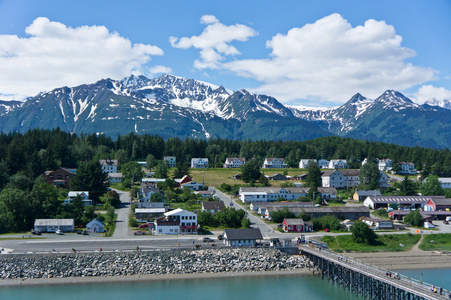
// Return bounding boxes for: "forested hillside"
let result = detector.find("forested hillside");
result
[1,129,451,185]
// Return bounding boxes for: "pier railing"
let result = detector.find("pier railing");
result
[300,244,450,300]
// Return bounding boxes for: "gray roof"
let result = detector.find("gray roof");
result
[223,228,263,240]
[317,187,337,194]
[202,201,225,210]
[240,187,309,194]
[267,206,370,214]
[284,218,304,225]
[356,190,382,197]
[362,217,392,223]
[366,196,445,204]
[340,170,360,176]
[34,219,74,226]
[429,198,451,205]
[252,201,314,208]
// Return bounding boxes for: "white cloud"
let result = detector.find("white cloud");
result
[0,17,163,100]
[221,13,436,105]
[413,85,451,103]
[169,15,257,70]
[149,65,173,75]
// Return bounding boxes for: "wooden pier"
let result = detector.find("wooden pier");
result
[299,244,449,300]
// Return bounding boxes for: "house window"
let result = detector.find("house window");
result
[57,175,62,179]
[159,229,162,233]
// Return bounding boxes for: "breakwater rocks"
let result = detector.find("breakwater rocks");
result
[0,248,308,279]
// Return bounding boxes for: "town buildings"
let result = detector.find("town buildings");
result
[262,158,287,169]
[99,159,118,174]
[164,156,176,168]
[223,157,246,168]
[191,158,209,169]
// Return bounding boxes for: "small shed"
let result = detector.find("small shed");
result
[223,228,263,247]
[86,218,106,233]
[282,218,313,233]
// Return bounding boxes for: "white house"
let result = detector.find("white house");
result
[399,162,417,175]
[108,172,123,183]
[438,178,451,190]
[239,187,309,203]
[224,157,246,168]
[262,158,287,169]
[191,158,209,169]
[155,208,197,235]
[299,159,317,169]
[328,159,348,169]
[223,228,263,247]
[139,186,160,202]
[164,156,176,168]
[321,170,345,188]
[361,218,393,229]
[317,159,330,169]
[181,181,204,191]
[378,159,393,171]
[65,191,92,206]
[202,201,225,214]
[99,159,118,174]
[86,218,105,233]
[34,219,74,233]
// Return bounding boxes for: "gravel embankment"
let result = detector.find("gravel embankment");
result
[0,248,308,280]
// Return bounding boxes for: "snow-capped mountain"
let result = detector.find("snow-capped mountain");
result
[1,74,450,148]
[424,99,451,110]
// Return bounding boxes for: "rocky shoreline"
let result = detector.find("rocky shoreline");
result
[0,248,308,280]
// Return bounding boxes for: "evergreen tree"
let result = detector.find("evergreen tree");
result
[399,175,417,196]
[359,162,381,190]
[351,221,377,245]
[154,161,168,179]
[71,160,107,201]
[305,161,321,189]
[420,175,444,196]
[241,159,262,183]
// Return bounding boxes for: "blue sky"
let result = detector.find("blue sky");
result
[0,0,450,107]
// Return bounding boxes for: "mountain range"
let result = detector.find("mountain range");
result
[1,74,450,148]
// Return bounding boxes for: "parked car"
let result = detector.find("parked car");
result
[139,223,152,228]
[31,229,41,235]
[323,228,330,232]
[134,230,146,235]
[199,237,214,243]
[55,230,64,235]
[82,230,89,235]
[77,230,82,234]
[443,220,449,225]
[217,234,223,240]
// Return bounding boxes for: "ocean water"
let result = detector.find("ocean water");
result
[2,269,450,300]
[1,274,359,300]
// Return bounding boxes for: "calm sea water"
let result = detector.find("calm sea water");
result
[2,269,450,300]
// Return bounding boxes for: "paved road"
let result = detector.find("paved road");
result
[111,189,131,238]
[211,188,278,238]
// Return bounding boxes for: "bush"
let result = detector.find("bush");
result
[129,215,138,227]
[351,221,377,245]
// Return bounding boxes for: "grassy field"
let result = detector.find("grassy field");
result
[419,233,451,251]
[322,233,421,253]
[188,168,306,187]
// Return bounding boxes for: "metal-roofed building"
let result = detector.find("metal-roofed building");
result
[34,219,74,233]
[363,196,445,210]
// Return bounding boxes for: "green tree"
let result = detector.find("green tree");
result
[241,217,251,228]
[100,190,121,208]
[420,175,444,196]
[241,159,261,183]
[154,161,168,178]
[351,221,377,245]
[305,161,321,189]
[404,210,422,227]
[71,160,108,201]
[359,162,381,190]
[399,175,417,196]
[270,207,295,223]
[149,192,164,202]
[172,163,191,179]
[145,154,156,170]
[121,161,144,183]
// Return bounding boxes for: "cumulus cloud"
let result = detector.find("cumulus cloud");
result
[149,65,173,75]
[169,15,257,70]
[222,13,436,105]
[413,85,451,103]
[0,17,163,100]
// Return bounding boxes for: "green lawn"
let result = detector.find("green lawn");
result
[419,233,451,251]
[322,233,421,253]
[188,168,306,187]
